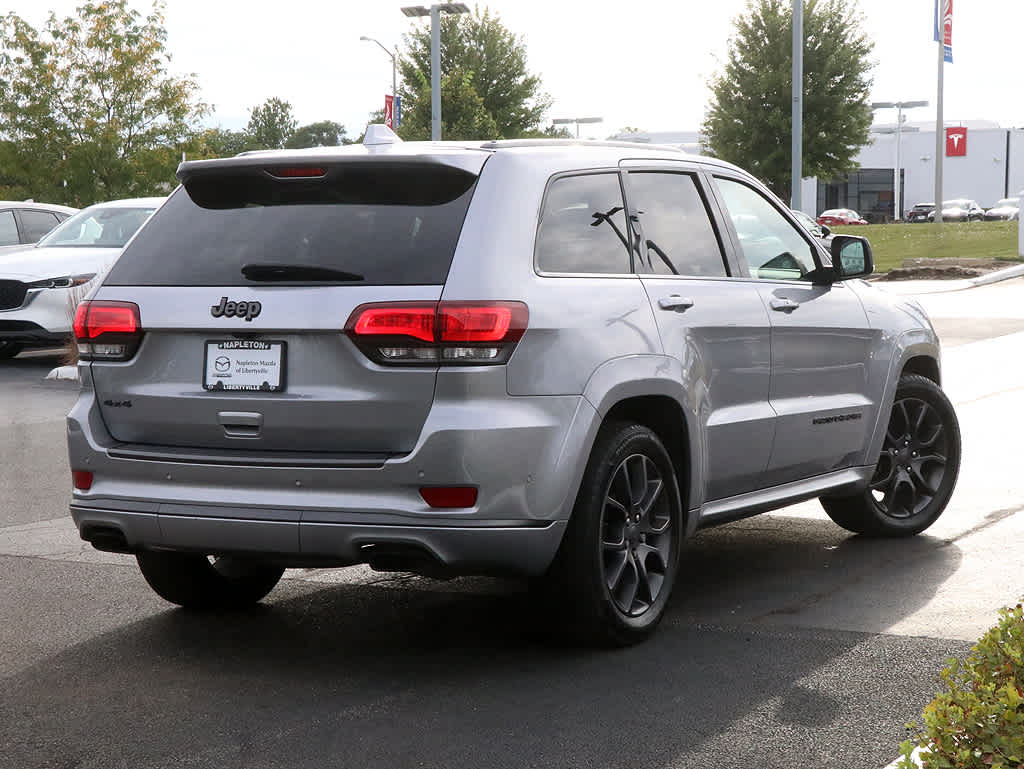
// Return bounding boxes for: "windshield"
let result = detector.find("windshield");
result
[37,205,157,248]
[912,204,934,210]
[995,199,1019,207]
[942,200,969,208]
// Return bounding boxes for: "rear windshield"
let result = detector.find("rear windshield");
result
[105,164,478,286]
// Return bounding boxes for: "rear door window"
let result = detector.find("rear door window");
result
[535,173,631,274]
[20,210,61,242]
[624,171,728,277]
[105,164,478,286]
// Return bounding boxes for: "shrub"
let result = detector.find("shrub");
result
[898,602,1024,768]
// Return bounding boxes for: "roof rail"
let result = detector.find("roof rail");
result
[478,139,688,153]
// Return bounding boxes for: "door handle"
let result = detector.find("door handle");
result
[770,297,800,312]
[658,295,695,311]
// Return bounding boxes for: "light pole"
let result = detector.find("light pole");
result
[359,35,397,114]
[551,117,604,139]
[871,100,929,221]
[401,3,470,140]
[791,0,803,211]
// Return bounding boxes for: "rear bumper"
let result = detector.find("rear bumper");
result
[67,371,602,576]
[70,505,567,576]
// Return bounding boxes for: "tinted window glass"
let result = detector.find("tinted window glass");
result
[536,173,630,274]
[20,210,60,242]
[106,164,477,286]
[715,178,817,280]
[627,172,727,277]
[0,211,18,246]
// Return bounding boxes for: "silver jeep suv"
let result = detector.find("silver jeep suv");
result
[67,128,960,645]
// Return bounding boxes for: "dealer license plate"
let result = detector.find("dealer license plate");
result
[203,340,286,392]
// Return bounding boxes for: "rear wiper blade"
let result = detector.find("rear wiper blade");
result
[240,263,364,282]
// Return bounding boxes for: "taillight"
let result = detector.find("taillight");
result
[345,301,528,365]
[73,300,142,361]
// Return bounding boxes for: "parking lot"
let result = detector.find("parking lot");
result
[2,278,1024,769]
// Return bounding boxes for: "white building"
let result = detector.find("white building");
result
[610,124,1024,220]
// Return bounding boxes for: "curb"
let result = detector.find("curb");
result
[968,261,1024,287]
[875,262,1024,295]
[45,365,79,382]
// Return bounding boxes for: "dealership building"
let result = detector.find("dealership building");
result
[611,122,1024,221]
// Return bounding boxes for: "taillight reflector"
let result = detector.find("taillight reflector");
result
[72,471,94,491]
[420,486,478,508]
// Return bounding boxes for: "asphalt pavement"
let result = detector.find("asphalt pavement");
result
[2,279,1024,769]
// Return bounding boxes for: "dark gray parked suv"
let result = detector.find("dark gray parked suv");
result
[68,128,960,644]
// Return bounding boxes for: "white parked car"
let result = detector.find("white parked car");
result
[983,198,1020,221]
[0,197,164,358]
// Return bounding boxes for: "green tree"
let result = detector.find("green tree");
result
[247,97,297,150]
[285,120,349,149]
[0,0,206,205]
[397,69,499,141]
[189,127,254,159]
[701,0,874,199]
[397,6,551,140]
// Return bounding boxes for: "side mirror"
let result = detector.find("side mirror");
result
[829,234,874,280]
[820,224,831,237]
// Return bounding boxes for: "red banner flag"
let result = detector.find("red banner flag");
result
[946,126,967,157]
[384,94,394,129]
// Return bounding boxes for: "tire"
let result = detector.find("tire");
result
[0,341,24,359]
[821,374,960,536]
[543,421,683,646]
[136,551,284,608]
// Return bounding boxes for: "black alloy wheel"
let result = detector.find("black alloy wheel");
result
[543,421,683,646]
[821,375,960,537]
[868,396,950,518]
[600,453,673,617]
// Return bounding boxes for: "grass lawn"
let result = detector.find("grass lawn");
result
[828,220,1023,273]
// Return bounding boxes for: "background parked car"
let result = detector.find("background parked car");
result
[0,197,163,358]
[817,208,867,226]
[983,198,1020,221]
[0,201,78,254]
[906,203,935,223]
[939,199,984,222]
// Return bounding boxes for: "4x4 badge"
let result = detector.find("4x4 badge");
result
[211,296,261,322]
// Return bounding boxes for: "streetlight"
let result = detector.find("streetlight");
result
[359,35,397,115]
[871,100,929,221]
[551,117,604,139]
[400,3,470,140]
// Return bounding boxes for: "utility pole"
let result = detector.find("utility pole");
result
[791,0,803,210]
[934,0,945,226]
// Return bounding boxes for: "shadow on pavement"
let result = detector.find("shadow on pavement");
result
[0,517,964,769]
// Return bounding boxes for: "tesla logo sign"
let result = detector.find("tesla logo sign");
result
[946,127,967,157]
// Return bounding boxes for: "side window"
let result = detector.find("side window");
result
[626,171,727,277]
[536,173,631,274]
[715,177,817,280]
[20,210,61,242]
[0,211,18,246]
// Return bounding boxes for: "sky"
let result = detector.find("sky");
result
[6,0,1024,140]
